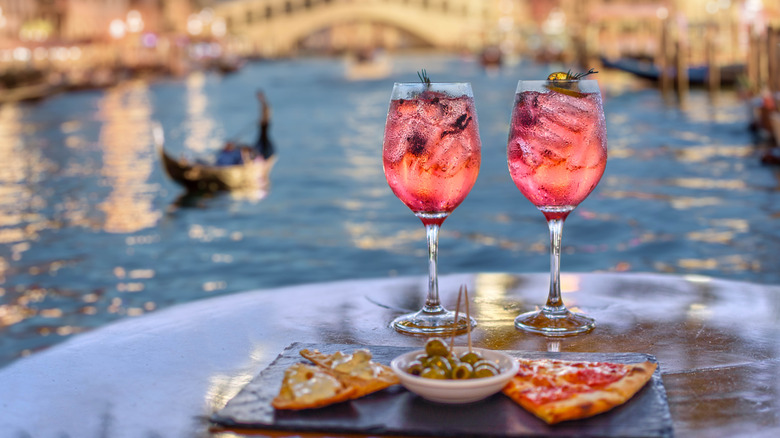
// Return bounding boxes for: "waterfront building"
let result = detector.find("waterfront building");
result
[0,0,37,47]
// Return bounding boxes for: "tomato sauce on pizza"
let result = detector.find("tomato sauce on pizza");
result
[503,357,657,424]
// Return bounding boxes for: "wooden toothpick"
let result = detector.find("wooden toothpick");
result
[450,285,463,353]
[465,285,472,354]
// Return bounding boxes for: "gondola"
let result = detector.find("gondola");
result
[479,46,502,68]
[600,56,746,85]
[0,81,58,104]
[154,125,275,194]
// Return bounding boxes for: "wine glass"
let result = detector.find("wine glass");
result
[382,82,481,335]
[506,79,608,336]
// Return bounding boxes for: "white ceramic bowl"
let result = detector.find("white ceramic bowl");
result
[390,347,519,404]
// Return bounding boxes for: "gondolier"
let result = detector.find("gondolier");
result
[216,90,275,165]
[255,90,275,160]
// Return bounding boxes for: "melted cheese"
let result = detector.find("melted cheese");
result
[280,364,342,404]
[330,349,380,379]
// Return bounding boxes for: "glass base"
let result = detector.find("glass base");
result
[514,308,595,337]
[392,310,477,336]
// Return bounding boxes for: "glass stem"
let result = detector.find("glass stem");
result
[423,223,444,314]
[545,218,566,313]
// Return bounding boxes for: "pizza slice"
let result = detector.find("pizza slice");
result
[271,363,357,410]
[502,357,657,424]
[300,348,400,399]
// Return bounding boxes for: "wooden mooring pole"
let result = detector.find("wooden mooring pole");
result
[675,38,689,104]
[659,18,673,97]
[705,21,720,94]
[769,27,779,100]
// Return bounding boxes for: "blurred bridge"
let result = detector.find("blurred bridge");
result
[215,0,505,57]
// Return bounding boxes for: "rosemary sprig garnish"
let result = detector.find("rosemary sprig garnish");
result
[418,69,432,87]
[566,68,598,80]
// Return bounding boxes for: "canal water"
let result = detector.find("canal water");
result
[1,54,779,368]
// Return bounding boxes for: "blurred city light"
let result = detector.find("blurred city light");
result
[187,14,204,36]
[126,10,144,33]
[109,19,126,39]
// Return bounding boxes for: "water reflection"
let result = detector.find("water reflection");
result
[0,105,48,250]
[97,82,161,233]
[184,72,220,156]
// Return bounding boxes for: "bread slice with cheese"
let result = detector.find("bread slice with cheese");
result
[271,363,357,410]
[300,348,400,399]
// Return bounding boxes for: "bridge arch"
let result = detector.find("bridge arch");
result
[216,0,488,57]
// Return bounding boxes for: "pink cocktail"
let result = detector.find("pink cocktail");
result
[507,79,607,336]
[383,82,481,334]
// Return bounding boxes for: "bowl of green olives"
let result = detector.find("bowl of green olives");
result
[390,338,519,404]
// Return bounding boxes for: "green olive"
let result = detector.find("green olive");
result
[473,366,498,378]
[420,366,447,379]
[414,352,428,362]
[424,337,450,357]
[459,351,483,365]
[473,359,499,372]
[426,355,453,376]
[406,360,424,376]
[473,363,499,378]
[452,362,474,379]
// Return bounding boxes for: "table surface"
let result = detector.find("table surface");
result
[1,272,779,438]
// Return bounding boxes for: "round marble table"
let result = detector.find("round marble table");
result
[1,272,778,437]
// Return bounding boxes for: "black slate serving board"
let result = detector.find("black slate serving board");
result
[211,343,673,437]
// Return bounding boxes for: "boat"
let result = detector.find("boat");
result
[345,49,390,81]
[770,111,780,145]
[1,67,60,104]
[0,81,58,104]
[214,55,246,75]
[600,56,746,86]
[760,111,780,165]
[479,46,502,68]
[154,125,275,195]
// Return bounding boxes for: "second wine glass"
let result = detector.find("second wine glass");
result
[506,78,608,336]
[382,81,481,335]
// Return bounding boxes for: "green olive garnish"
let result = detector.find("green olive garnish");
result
[420,366,447,379]
[452,362,474,379]
[406,360,424,376]
[424,337,450,357]
[459,351,483,365]
[473,362,500,378]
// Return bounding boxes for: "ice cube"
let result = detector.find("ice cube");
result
[537,92,600,135]
[417,92,451,120]
[511,93,544,138]
[445,95,469,115]
[392,98,420,120]
[383,133,408,164]
[560,109,606,171]
[556,90,599,114]
[526,123,575,161]
[508,137,543,168]
[568,131,607,170]
[422,133,460,173]
[514,109,537,130]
